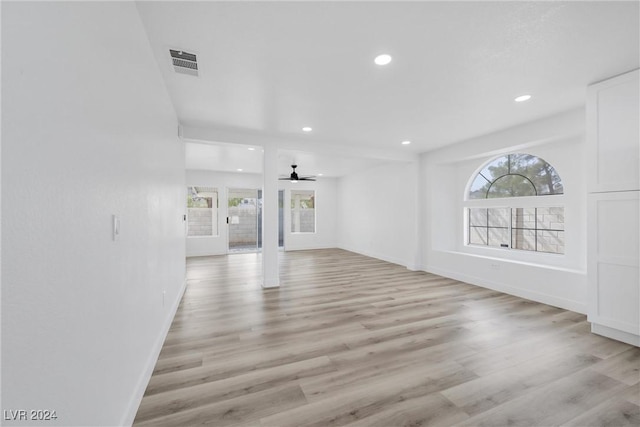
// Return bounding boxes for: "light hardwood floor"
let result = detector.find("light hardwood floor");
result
[134,249,640,426]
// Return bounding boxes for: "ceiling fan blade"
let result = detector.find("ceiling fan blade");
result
[279,165,316,181]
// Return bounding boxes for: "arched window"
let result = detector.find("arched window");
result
[466,154,565,254]
[468,153,563,199]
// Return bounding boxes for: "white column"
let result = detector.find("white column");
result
[262,143,279,288]
[408,158,423,271]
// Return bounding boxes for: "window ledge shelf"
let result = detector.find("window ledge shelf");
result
[436,249,586,275]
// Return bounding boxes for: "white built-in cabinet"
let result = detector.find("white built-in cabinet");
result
[587,69,640,346]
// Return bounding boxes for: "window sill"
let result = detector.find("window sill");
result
[437,248,585,275]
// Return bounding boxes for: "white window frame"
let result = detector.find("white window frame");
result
[186,186,219,238]
[290,189,316,234]
[463,152,566,256]
[465,197,565,254]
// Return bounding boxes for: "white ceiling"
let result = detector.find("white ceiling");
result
[137,1,639,173]
[185,141,386,177]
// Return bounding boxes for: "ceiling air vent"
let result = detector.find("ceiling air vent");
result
[170,49,198,77]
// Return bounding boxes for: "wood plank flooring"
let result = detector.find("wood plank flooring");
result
[134,249,640,426]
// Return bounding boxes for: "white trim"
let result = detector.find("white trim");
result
[591,323,640,347]
[290,189,316,234]
[425,264,587,314]
[464,195,566,208]
[338,245,412,270]
[438,249,583,275]
[121,278,188,427]
[285,244,336,251]
[406,263,425,272]
[186,248,227,257]
[588,313,640,336]
[262,278,280,288]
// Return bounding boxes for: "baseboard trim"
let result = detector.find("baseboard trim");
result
[406,263,425,272]
[121,277,188,426]
[285,244,336,252]
[187,249,227,257]
[338,245,411,270]
[425,265,587,314]
[591,323,640,347]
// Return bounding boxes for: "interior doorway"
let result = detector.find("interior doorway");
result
[227,188,283,253]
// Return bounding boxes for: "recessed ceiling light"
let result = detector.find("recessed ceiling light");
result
[318,173,324,176]
[247,147,255,151]
[515,94,531,102]
[374,54,392,66]
[401,140,411,145]
[302,127,312,132]
[237,168,243,172]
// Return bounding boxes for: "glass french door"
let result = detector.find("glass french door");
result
[227,188,260,252]
[227,189,283,253]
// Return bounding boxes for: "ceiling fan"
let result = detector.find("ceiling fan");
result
[279,165,316,182]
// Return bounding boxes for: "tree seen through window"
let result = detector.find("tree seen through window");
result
[469,154,563,199]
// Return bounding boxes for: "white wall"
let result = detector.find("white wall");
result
[2,3,185,426]
[337,161,420,268]
[422,108,588,313]
[186,169,338,256]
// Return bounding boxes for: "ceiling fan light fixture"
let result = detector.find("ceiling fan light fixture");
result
[279,164,316,182]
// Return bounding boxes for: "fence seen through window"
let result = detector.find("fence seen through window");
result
[187,186,218,237]
[468,207,564,254]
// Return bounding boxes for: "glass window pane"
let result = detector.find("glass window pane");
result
[487,175,536,198]
[488,227,510,248]
[291,190,315,233]
[508,153,537,176]
[536,207,565,231]
[469,174,491,199]
[537,230,565,254]
[512,228,536,251]
[512,208,536,230]
[534,168,563,195]
[469,226,488,245]
[488,208,510,228]
[479,156,509,183]
[469,153,563,200]
[469,208,488,226]
[187,186,217,237]
[228,188,258,250]
[510,153,563,195]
